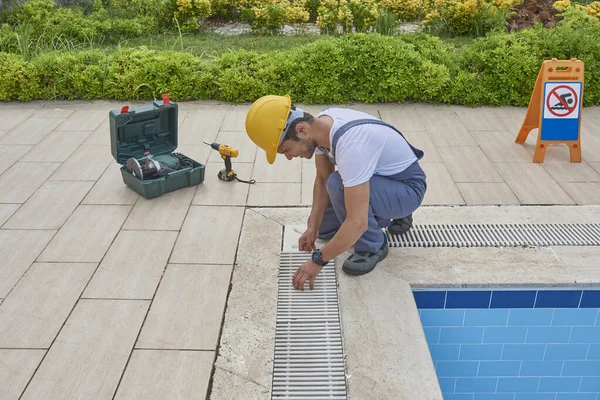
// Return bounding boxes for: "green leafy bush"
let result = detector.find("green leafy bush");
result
[1,11,600,107]
[0,52,40,100]
[423,0,509,37]
[451,7,600,105]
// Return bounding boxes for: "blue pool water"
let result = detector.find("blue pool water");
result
[414,288,600,400]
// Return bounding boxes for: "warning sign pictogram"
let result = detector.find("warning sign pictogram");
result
[544,83,581,119]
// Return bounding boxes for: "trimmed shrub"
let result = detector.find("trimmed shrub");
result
[0,52,40,100]
[104,47,214,100]
[1,12,600,107]
[450,6,600,105]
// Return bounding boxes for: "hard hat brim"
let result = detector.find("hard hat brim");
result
[266,150,277,164]
[266,94,292,164]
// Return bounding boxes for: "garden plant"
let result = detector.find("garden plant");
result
[0,0,599,106]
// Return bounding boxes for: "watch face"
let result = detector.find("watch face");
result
[312,252,319,262]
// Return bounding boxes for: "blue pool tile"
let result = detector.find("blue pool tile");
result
[474,395,515,400]
[535,290,582,308]
[502,344,546,361]
[580,291,600,308]
[439,377,456,393]
[484,327,528,343]
[515,395,556,400]
[414,291,446,309]
[538,377,582,392]
[421,309,466,327]
[423,327,441,344]
[445,395,475,400]
[491,290,537,309]
[429,344,461,361]
[552,308,598,326]
[478,361,521,377]
[497,377,540,392]
[509,309,554,326]
[447,291,491,309]
[526,327,571,344]
[545,344,589,361]
[571,327,600,343]
[440,327,484,344]
[437,361,480,377]
[557,395,596,400]
[580,377,600,392]
[562,361,600,376]
[519,361,563,376]
[460,345,503,361]
[455,378,498,393]
[588,344,600,360]
[465,310,509,327]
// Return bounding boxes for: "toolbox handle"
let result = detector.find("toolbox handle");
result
[162,94,170,105]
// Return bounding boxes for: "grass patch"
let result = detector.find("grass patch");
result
[111,32,324,59]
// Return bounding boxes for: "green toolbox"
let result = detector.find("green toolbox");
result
[109,94,205,199]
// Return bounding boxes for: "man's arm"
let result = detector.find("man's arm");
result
[319,181,370,263]
[307,154,335,233]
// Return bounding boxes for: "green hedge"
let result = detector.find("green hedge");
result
[1,8,600,106]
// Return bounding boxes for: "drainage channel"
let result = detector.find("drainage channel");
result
[272,252,348,400]
[386,223,600,248]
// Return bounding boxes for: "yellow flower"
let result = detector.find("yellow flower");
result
[553,0,571,11]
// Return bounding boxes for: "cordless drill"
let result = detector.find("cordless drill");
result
[204,141,239,181]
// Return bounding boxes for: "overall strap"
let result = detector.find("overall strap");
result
[331,118,424,162]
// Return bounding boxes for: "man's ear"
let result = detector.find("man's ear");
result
[296,122,308,137]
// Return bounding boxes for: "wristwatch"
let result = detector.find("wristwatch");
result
[311,249,329,267]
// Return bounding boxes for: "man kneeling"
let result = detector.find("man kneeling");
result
[245,94,427,290]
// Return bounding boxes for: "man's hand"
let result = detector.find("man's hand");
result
[298,228,318,252]
[292,260,323,291]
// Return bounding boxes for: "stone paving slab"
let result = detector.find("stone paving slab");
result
[81,164,140,205]
[0,230,56,298]
[1,100,600,400]
[0,262,96,348]
[122,186,195,231]
[0,350,46,400]
[21,130,91,163]
[135,263,232,350]
[0,161,60,203]
[20,299,149,400]
[37,204,131,263]
[0,144,33,174]
[3,181,94,229]
[0,204,19,226]
[82,230,178,300]
[0,117,65,145]
[114,349,214,400]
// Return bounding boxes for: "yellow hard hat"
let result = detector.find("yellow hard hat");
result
[245,94,292,164]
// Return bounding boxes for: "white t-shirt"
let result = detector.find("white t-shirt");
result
[314,108,418,187]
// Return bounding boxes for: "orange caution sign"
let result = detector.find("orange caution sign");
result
[515,58,584,163]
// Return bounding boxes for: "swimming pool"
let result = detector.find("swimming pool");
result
[414,288,600,400]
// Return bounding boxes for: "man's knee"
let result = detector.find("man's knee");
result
[326,171,343,195]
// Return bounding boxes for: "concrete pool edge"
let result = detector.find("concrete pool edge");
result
[209,206,600,400]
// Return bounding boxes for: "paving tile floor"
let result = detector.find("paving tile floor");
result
[0,100,599,400]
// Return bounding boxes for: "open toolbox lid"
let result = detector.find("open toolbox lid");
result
[110,94,178,165]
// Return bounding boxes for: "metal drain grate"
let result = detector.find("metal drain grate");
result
[386,223,600,248]
[272,252,347,400]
